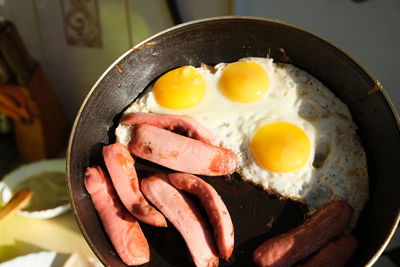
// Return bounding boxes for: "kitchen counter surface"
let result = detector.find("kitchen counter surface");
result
[0,210,96,263]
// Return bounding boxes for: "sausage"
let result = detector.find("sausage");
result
[103,143,167,227]
[253,200,353,267]
[298,234,358,267]
[141,173,219,267]
[168,173,234,260]
[121,112,217,145]
[84,166,150,265]
[129,124,237,176]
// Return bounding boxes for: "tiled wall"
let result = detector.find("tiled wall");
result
[0,0,234,119]
[0,0,233,120]
[0,0,176,119]
[34,0,136,119]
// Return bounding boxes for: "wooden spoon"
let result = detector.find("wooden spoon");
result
[0,189,33,224]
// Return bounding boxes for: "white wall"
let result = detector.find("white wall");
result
[235,0,400,113]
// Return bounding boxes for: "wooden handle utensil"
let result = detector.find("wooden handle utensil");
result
[0,189,32,224]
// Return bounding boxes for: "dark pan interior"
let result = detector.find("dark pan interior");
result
[67,17,400,267]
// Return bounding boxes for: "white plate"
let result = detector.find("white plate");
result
[0,158,70,219]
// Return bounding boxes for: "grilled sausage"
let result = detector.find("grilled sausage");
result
[103,143,167,227]
[253,200,353,267]
[298,234,358,267]
[84,166,150,265]
[141,173,219,267]
[168,173,234,260]
[121,112,217,145]
[129,124,237,176]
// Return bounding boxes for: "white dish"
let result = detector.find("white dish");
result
[0,158,70,219]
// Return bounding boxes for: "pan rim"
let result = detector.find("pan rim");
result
[66,15,400,267]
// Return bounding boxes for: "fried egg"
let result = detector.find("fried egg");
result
[116,57,369,226]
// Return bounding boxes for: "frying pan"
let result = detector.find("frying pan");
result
[67,16,400,266]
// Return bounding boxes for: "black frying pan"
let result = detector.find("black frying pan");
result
[67,17,400,267]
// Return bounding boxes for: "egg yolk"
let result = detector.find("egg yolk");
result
[251,122,311,173]
[153,66,206,109]
[219,61,269,103]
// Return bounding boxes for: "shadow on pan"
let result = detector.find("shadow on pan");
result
[67,16,400,267]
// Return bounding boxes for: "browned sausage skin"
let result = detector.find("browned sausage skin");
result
[103,143,167,227]
[168,173,234,260]
[84,166,150,265]
[121,112,217,145]
[141,173,219,267]
[129,124,237,176]
[298,234,358,267]
[253,200,353,267]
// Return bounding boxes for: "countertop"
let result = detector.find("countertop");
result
[0,210,96,264]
